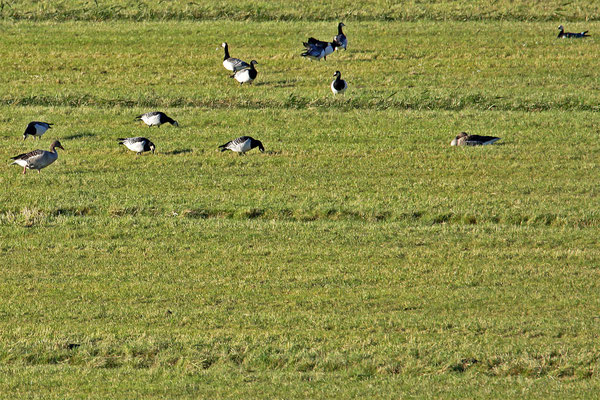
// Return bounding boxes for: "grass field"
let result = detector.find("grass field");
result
[1,3,600,398]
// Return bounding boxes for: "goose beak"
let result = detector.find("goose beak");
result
[58,145,65,150]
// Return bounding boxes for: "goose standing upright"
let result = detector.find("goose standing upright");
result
[23,121,53,140]
[450,132,501,146]
[557,25,590,38]
[334,22,347,50]
[219,136,264,154]
[331,71,347,94]
[118,137,156,155]
[135,111,179,128]
[231,60,258,85]
[10,140,64,174]
[221,42,250,75]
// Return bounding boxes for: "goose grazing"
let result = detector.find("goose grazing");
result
[135,111,179,128]
[558,25,590,38]
[301,38,338,60]
[23,121,53,140]
[331,71,348,94]
[10,140,64,174]
[118,137,155,155]
[218,136,264,154]
[231,60,258,85]
[451,132,501,146]
[221,42,250,75]
[334,22,347,50]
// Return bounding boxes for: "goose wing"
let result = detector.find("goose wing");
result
[465,135,500,145]
[305,37,328,48]
[11,149,45,162]
[226,57,250,71]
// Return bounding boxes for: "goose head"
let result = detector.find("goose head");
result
[51,140,65,151]
[558,25,564,31]
[450,132,468,146]
[333,70,342,78]
[249,60,259,67]
[149,142,156,154]
[256,140,265,152]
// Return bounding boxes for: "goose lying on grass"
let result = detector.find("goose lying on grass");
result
[334,22,347,50]
[221,42,250,75]
[118,137,155,155]
[219,136,264,154]
[10,140,64,174]
[232,60,258,84]
[135,111,178,127]
[451,132,501,146]
[331,71,347,94]
[557,25,590,38]
[23,121,53,140]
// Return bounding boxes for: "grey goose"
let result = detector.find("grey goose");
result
[334,22,347,50]
[23,121,53,140]
[451,132,501,146]
[219,136,264,154]
[232,60,258,84]
[331,71,347,94]
[118,137,155,155]
[11,140,64,174]
[135,111,179,128]
[558,25,590,38]
[221,42,250,75]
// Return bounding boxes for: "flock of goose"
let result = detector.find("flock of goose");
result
[8,23,590,174]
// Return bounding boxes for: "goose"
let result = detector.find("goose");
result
[23,121,53,140]
[135,111,179,128]
[301,43,325,61]
[301,38,338,60]
[218,136,264,154]
[231,60,258,85]
[118,137,155,155]
[331,71,348,94]
[334,22,347,50]
[558,25,590,38]
[10,140,64,174]
[221,42,250,74]
[451,132,501,146]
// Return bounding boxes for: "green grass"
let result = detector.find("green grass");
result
[1,13,600,399]
[1,0,600,22]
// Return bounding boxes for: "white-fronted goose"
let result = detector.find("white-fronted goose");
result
[135,111,178,127]
[23,121,53,140]
[118,137,155,155]
[219,136,264,154]
[558,25,590,38]
[451,132,501,146]
[232,60,258,85]
[334,22,347,50]
[221,42,250,74]
[10,140,64,174]
[331,71,347,94]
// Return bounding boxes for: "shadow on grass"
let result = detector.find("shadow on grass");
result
[63,132,96,140]
[162,148,193,155]
[254,79,299,88]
